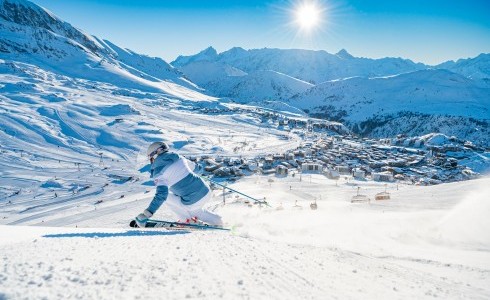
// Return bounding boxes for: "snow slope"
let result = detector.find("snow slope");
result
[1,176,489,299]
[437,53,490,81]
[179,60,314,103]
[0,59,303,207]
[173,47,426,84]
[0,0,203,99]
[173,47,490,146]
[289,69,490,146]
[290,69,490,120]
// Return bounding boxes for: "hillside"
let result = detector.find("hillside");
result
[173,46,426,84]
[178,60,314,103]
[173,47,490,146]
[288,69,490,146]
[0,0,202,98]
[436,53,490,81]
[1,175,490,299]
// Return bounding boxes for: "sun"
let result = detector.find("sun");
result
[295,2,322,30]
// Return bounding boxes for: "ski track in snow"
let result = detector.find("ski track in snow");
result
[0,227,487,300]
[1,177,490,299]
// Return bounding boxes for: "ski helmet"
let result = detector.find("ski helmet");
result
[147,141,169,157]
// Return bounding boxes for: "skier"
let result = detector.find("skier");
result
[134,142,223,228]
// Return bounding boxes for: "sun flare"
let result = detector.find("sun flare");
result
[295,2,321,30]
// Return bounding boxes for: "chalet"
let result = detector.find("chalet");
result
[372,172,394,182]
[273,154,285,161]
[324,168,340,180]
[301,163,323,173]
[319,155,329,164]
[261,168,275,175]
[287,160,299,168]
[336,165,351,175]
[296,150,306,158]
[352,168,366,180]
[276,165,288,176]
[263,156,274,169]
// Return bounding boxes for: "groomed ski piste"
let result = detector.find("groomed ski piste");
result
[1,174,490,299]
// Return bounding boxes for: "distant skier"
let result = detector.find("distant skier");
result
[135,142,223,228]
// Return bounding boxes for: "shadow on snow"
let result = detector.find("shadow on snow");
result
[43,230,189,238]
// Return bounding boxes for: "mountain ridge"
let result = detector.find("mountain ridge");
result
[173,47,490,146]
[0,0,207,99]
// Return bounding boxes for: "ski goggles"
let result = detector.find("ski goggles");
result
[148,147,167,162]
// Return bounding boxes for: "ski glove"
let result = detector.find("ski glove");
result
[135,209,153,228]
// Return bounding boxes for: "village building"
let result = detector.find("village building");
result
[301,162,323,173]
[352,168,366,180]
[372,172,394,182]
[261,168,276,175]
[273,154,285,161]
[276,165,288,176]
[263,156,274,169]
[324,168,340,180]
[336,165,351,175]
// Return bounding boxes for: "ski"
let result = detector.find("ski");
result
[129,219,230,231]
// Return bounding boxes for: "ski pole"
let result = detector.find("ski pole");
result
[200,176,269,206]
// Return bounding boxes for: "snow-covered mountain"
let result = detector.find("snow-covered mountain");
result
[289,69,490,146]
[0,0,203,98]
[436,53,490,82]
[173,47,490,146]
[173,46,427,84]
[178,59,314,103]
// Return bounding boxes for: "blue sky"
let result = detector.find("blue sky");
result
[33,0,490,65]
